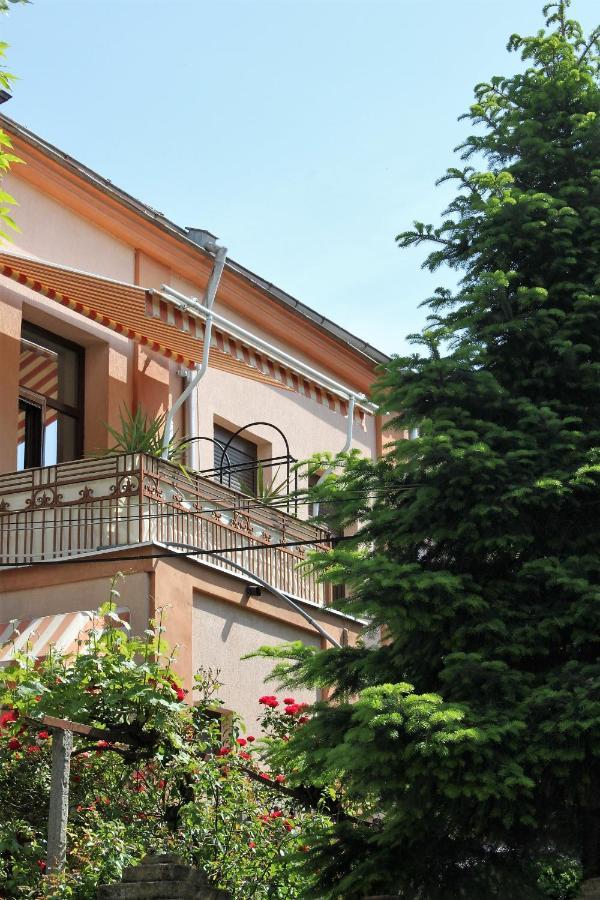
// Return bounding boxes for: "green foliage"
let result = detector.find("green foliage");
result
[0,576,330,898]
[102,405,190,470]
[0,38,23,243]
[252,3,600,897]
[0,1,29,12]
[253,462,290,505]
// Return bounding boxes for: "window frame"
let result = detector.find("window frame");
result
[18,322,85,465]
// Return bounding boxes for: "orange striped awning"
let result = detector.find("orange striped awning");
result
[0,252,281,387]
[0,607,130,664]
[0,252,367,425]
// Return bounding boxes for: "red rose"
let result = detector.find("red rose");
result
[240,751,251,760]
[298,716,310,724]
[248,841,256,848]
[37,859,47,872]
[27,745,41,754]
[275,774,286,783]
[37,731,50,741]
[258,695,278,707]
[7,738,21,751]
[270,809,283,819]
[175,687,186,702]
[0,709,17,729]
[283,697,295,705]
[236,737,247,746]
[217,746,231,757]
[246,735,256,742]
[259,772,270,780]
[284,704,300,716]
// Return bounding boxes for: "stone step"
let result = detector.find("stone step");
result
[97,881,205,899]
[121,863,208,884]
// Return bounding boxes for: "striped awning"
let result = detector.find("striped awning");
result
[0,252,281,387]
[0,607,130,664]
[147,292,365,423]
[0,252,367,424]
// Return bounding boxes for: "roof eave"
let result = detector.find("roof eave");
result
[0,114,390,369]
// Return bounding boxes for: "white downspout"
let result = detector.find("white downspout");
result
[162,243,227,459]
[313,394,355,517]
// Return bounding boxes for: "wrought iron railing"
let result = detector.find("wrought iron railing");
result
[0,453,329,604]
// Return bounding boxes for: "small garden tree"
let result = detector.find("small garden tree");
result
[0,578,330,899]
[253,3,600,898]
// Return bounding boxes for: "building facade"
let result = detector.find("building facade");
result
[0,115,389,728]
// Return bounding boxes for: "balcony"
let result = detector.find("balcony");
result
[0,453,329,604]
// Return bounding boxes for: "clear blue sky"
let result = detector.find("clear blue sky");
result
[1,0,598,356]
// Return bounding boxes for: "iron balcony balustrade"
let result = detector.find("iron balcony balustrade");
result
[0,453,329,604]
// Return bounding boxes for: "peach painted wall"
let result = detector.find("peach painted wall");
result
[193,592,320,733]
[0,572,151,638]
[6,175,134,281]
[0,292,22,472]
[153,556,362,725]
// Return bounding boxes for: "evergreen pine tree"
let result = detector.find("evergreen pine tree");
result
[257,4,600,897]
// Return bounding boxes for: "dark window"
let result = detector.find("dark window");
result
[17,324,84,470]
[213,424,258,496]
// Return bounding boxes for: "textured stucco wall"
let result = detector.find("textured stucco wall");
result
[192,591,320,731]
[0,572,151,638]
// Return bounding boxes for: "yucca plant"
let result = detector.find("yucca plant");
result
[103,405,190,471]
[253,462,291,506]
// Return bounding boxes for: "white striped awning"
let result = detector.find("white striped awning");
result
[147,292,367,426]
[0,608,130,664]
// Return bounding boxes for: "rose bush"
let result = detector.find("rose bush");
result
[0,577,331,899]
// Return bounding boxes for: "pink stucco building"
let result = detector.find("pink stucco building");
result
[0,115,389,727]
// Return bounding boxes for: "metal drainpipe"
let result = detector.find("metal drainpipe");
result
[313,394,355,517]
[184,378,200,471]
[162,243,227,459]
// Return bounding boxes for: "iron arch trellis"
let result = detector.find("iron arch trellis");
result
[213,421,298,515]
[183,435,234,475]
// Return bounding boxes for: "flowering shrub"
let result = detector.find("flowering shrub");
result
[0,578,331,899]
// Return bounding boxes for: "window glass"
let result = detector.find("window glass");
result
[21,327,79,407]
[17,324,83,471]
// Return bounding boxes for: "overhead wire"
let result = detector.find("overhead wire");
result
[0,533,356,568]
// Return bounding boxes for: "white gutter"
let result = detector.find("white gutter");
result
[162,243,227,458]
[155,284,377,416]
